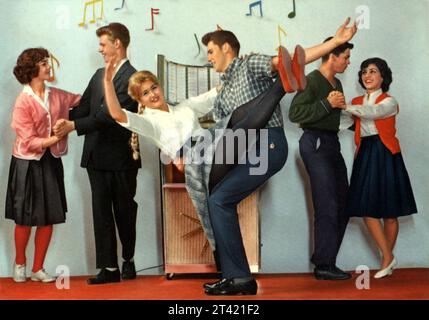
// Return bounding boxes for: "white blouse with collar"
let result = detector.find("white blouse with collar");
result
[119,87,217,159]
[344,89,398,137]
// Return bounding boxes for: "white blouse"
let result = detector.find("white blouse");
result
[344,89,398,137]
[119,87,217,159]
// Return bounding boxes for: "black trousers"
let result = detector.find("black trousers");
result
[87,168,138,269]
[299,129,349,267]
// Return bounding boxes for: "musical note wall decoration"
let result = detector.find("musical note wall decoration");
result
[78,0,104,27]
[48,53,60,83]
[145,8,160,31]
[276,25,287,50]
[288,0,296,18]
[246,1,263,17]
[194,33,201,57]
[114,0,125,11]
[355,5,370,29]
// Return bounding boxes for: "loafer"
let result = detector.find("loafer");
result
[203,278,228,290]
[87,268,120,285]
[13,263,27,283]
[31,269,56,283]
[291,45,307,91]
[374,257,397,279]
[314,265,351,280]
[277,46,298,93]
[205,278,257,296]
[121,260,137,280]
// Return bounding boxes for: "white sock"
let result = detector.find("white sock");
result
[106,267,117,271]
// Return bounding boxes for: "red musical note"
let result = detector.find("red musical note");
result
[145,8,160,31]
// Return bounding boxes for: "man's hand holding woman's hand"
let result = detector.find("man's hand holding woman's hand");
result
[53,119,75,139]
[327,91,346,109]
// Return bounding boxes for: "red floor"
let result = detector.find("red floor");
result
[1,268,428,300]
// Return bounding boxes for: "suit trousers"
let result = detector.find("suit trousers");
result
[299,129,349,267]
[87,168,138,268]
[208,127,287,279]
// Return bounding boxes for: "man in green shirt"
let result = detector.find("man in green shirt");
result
[289,37,353,280]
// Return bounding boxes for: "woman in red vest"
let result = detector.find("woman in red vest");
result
[342,57,417,279]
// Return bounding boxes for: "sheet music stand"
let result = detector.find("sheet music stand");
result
[157,55,260,279]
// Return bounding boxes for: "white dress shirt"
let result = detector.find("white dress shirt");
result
[344,89,398,137]
[113,58,128,78]
[119,87,217,159]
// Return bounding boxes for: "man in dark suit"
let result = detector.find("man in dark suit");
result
[53,23,141,284]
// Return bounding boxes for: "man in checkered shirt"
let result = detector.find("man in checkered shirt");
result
[201,18,357,296]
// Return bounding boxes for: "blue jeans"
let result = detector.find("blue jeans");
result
[208,127,288,278]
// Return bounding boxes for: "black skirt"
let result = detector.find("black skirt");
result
[5,151,67,226]
[345,135,417,219]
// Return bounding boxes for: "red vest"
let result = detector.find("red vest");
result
[351,93,401,155]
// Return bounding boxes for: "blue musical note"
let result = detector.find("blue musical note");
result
[114,0,125,11]
[246,1,263,17]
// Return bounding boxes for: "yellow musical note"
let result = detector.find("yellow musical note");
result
[275,25,287,51]
[48,53,60,83]
[78,0,104,27]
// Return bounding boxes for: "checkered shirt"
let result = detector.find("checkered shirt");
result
[213,55,284,128]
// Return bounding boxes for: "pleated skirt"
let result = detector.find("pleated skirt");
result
[345,135,417,218]
[5,151,67,226]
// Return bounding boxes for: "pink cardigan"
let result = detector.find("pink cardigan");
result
[11,85,81,160]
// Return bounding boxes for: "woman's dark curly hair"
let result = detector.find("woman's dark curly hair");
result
[13,48,50,84]
[358,57,393,92]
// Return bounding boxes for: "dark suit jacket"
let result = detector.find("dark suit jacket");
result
[70,61,141,171]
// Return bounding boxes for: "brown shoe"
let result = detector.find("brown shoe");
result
[292,45,307,91]
[277,46,298,93]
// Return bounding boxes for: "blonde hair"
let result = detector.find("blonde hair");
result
[128,70,161,160]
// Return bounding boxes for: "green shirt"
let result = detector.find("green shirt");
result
[289,69,343,132]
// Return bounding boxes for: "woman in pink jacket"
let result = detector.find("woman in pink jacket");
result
[5,48,81,283]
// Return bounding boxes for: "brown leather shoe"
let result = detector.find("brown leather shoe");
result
[292,45,307,91]
[278,46,298,93]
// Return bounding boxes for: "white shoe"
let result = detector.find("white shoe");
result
[31,269,56,283]
[374,257,397,279]
[13,263,27,283]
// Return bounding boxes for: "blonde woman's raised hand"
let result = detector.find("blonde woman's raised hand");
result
[104,56,117,82]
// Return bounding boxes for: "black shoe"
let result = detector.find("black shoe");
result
[121,260,136,280]
[87,268,120,285]
[314,265,351,280]
[203,278,228,290]
[205,278,257,296]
